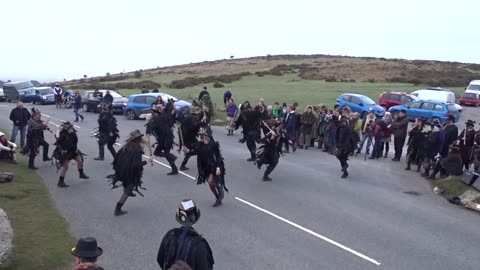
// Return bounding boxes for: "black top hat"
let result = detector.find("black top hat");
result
[71,237,103,259]
[448,115,456,122]
[465,119,475,127]
[31,108,41,115]
[61,121,74,130]
[417,117,427,123]
[126,129,144,142]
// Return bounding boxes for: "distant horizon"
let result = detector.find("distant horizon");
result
[2,53,479,83]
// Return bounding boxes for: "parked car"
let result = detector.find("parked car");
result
[21,87,55,105]
[466,80,480,91]
[410,88,462,112]
[0,88,5,102]
[388,100,460,124]
[459,90,480,107]
[335,93,384,117]
[2,81,36,102]
[81,90,128,114]
[124,93,192,120]
[378,91,419,110]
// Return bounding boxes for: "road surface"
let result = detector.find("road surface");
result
[1,103,479,270]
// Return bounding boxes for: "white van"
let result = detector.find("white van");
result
[466,80,480,91]
[410,89,463,112]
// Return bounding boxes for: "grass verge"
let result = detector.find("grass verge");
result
[0,132,73,270]
[432,176,472,199]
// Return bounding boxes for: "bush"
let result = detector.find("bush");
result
[213,82,224,88]
[134,70,142,78]
[325,76,337,82]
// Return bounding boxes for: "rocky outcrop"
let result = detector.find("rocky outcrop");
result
[0,208,13,265]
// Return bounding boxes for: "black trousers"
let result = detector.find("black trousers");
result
[394,136,406,160]
[29,139,49,166]
[336,150,349,170]
[246,134,256,159]
[264,156,279,177]
[98,141,117,159]
[181,151,193,167]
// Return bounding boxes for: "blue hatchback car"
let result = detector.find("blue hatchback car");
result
[388,100,460,124]
[124,93,192,120]
[335,93,384,117]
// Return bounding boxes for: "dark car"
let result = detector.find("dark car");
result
[22,87,55,105]
[3,81,36,102]
[378,91,419,110]
[81,90,127,114]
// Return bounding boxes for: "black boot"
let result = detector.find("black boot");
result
[28,157,38,170]
[167,154,179,175]
[79,169,89,179]
[179,164,189,171]
[114,202,128,216]
[94,145,104,160]
[212,199,222,207]
[263,173,272,181]
[57,176,69,188]
[80,115,84,122]
[421,169,429,177]
[405,164,411,170]
[74,116,79,122]
[341,170,349,178]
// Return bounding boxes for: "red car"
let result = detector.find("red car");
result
[459,91,480,107]
[378,91,419,110]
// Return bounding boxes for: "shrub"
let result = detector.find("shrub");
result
[134,70,142,78]
[213,82,224,88]
[325,76,337,82]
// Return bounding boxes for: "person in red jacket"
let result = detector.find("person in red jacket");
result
[381,112,393,158]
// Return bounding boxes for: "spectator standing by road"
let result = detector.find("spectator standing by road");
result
[272,102,280,119]
[391,109,409,161]
[53,83,63,108]
[141,85,149,93]
[71,237,105,270]
[441,115,458,157]
[225,98,238,136]
[381,112,393,158]
[299,105,316,149]
[73,91,84,122]
[9,101,31,149]
[198,86,209,102]
[102,90,113,105]
[223,90,232,106]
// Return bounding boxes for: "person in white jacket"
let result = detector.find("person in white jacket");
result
[0,132,17,163]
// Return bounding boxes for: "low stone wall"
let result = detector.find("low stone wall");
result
[0,208,13,265]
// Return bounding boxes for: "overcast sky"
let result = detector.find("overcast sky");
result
[1,0,478,82]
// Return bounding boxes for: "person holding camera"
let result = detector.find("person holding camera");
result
[357,110,376,155]
[391,109,409,161]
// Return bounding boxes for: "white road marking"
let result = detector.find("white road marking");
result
[114,143,195,180]
[235,197,382,266]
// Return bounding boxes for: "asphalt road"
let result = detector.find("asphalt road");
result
[1,103,480,270]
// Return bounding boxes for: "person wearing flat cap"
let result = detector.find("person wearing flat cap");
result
[71,237,104,270]
[441,115,458,157]
[109,129,149,216]
[458,119,476,170]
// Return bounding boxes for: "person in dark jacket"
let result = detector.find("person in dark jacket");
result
[391,109,409,161]
[93,104,119,161]
[421,122,443,177]
[53,121,89,187]
[198,86,209,102]
[25,108,52,169]
[369,118,386,159]
[9,101,31,149]
[284,105,298,153]
[102,90,113,105]
[223,90,232,106]
[336,117,354,178]
[71,237,104,270]
[234,106,263,161]
[458,120,476,170]
[405,118,426,171]
[73,91,84,122]
[427,142,463,180]
[157,199,214,270]
[441,115,458,157]
[299,105,317,149]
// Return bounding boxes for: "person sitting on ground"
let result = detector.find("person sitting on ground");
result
[0,132,17,163]
[71,237,104,270]
[157,199,214,270]
[427,141,464,180]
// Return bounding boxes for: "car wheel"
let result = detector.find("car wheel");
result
[82,103,89,112]
[126,110,136,120]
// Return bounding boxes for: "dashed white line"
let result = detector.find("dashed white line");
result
[235,197,382,266]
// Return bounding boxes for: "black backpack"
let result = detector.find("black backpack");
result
[160,227,214,270]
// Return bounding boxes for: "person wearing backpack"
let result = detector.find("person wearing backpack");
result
[157,199,214,270]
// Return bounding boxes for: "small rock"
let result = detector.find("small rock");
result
[0,208,13,265]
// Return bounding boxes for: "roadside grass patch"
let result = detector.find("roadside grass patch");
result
[0,132,73,270]
[432,176,472,199]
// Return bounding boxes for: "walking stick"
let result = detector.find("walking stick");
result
[146,135,154,166]
[178,125,185,150]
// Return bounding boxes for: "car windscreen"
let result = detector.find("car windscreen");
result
[360,96,375,105]
[408,95,420,101]
[463,93,477,99]
[447,104,457,112]
[38,88,53,95]
[160,94,178,102]
[467,84,480,91]
[100,91,122,98]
